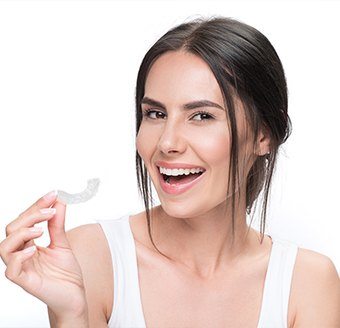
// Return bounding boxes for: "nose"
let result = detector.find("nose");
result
[157,120,187,155]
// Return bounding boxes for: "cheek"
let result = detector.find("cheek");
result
[136,125,156,160]
[194,128,230,168]
[194,130,233,200]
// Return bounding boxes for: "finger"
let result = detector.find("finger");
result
[5,245,37,289]
[18,209,56,249]
[47,200,70,249]
[0,226,44,265]
[23,190,58,215]
[6,191,58,237]
[1,209,55,264]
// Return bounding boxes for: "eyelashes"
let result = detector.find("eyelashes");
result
[142,109,215,122]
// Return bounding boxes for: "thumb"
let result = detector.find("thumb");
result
[47,200,70,249]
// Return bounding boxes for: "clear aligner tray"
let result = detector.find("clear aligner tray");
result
[56,178,100,204]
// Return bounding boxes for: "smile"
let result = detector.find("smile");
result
[157,166,206,195]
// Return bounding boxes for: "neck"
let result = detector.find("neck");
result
[149,192,260,279]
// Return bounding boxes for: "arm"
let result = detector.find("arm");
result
[48,306,89,328]
[293,250,340,327]
[62,224,110,328]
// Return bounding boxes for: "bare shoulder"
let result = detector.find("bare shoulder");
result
[292,247,340,327]
[66,223,113,326]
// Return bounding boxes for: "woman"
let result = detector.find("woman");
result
[1,16,339,327]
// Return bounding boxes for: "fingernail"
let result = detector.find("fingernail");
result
[43,190,58,201]
[40,208,56,215]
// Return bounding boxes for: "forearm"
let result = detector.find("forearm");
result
[48,306,89,328]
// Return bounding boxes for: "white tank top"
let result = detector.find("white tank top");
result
[95,215,298,328]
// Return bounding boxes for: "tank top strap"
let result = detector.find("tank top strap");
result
[257,236,298,328]
[95,215,146,328]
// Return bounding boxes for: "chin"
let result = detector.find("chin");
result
[158,201,207,220]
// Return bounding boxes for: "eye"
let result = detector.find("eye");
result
[191,111,214,121]
[142,109,165,119]
[141,109,215,122]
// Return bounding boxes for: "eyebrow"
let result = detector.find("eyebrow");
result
[141,97,225,111]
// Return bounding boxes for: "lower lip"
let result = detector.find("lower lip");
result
[158,168,206,195]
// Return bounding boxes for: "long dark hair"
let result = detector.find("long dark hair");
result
[135,16,291,259]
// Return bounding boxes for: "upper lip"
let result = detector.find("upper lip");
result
[155,161,206,171]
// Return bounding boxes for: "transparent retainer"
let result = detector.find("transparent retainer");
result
[56,178,100,204]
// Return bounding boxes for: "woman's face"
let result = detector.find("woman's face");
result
[136,50,256,217]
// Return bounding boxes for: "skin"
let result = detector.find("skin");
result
[136,50,271,279]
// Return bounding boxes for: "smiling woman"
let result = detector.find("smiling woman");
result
[1,14,339,328]
[130,16,339,327]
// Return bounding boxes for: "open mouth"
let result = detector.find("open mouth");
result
[160,170,204,185]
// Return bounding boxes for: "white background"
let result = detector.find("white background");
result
[0,0,339,326]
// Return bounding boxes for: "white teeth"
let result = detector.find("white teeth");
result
[159,167,204,176]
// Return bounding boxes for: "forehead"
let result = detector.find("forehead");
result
[144,51,224,107]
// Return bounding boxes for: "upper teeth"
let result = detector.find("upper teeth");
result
[159,167,205,176]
